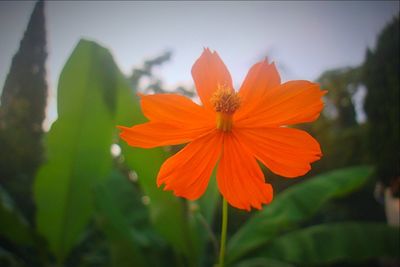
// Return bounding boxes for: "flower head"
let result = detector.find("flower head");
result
[119,48,326,211]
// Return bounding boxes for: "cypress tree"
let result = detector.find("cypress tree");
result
[0,0,47,220]
[363,16,399,188]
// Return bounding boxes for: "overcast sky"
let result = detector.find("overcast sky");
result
[0,1,399,128]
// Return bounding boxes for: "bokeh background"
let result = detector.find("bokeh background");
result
[0,1,399,267]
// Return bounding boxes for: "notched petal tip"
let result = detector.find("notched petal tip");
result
[136,92,145,98]
[237,79,327,127]
[270,61,278,69]
[266,183,274,202]
[236,59,281,116]
[235,127,322,179]
[217,134,275,211]
[116,125,131,133]
[203,47,212,53]
[156,132,222,201]
[192,48,233,110]
[228,182,274,211]
[156,178,163,188]
[202,47,221,56]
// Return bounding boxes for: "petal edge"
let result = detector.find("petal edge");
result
[235,127,322,178]
[118,122,212,148]
[192,48,233,110]
[217,133,273,210]
[157,130,223,200]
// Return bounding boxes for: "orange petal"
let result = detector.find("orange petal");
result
[217,133,273,211]
[237,59,281,116]
[140,93,214,127]
[235,127,322,178]
[191,48,233,110]
[236,80,326,127]
[157,130,223,200]
[118,122,212,148]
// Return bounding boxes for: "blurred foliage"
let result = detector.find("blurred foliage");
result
[0,185,34,247]
[250,222,399,266]
[0,0,47,222]
[94,171,148,267]
[129,50,195,97]
[297,67,371,177]
[363,16,399,189]
[319,67,360,128]
[130,50,172,94]
[116,44,203,267]
[0,2,398,267]
[227,166,375,263]
[307,16,399,189]
[34,40,117,262]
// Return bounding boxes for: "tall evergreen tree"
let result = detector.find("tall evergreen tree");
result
[0,0,47,220]
[363,16,399,188]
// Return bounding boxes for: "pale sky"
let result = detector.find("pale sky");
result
[0,1,399,128]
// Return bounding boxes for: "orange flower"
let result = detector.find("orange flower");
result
[119,49,326,211]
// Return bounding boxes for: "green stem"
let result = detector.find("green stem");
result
[218,198,228,267]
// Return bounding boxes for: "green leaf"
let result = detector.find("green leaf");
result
[197,170,219,225]
[259,222,399,265]
[193,170,220,264]
[94,171,148,267]
[116,68,198,263]
[34,39,120,261]
[227,165,374,264]
[233,258,295,267]
[0,185,33,246]
[0,247,25,267]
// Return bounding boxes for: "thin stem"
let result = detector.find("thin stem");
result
[218,198,228,267]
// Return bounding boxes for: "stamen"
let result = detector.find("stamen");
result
[210,85,241,114]
[210,85,241,132]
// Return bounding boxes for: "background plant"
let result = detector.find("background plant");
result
[0,2,398,267]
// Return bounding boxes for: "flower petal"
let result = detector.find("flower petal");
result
[191,48,233,110]
[237,59,281,116]
[235,127,322,178]
[236,80,326,127]
[217,133,273,211]
[140,93,213,127]
[118,122,212,148]
[157,130,223,200]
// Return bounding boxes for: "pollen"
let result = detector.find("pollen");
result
[210,85,241,114]
[210,85,241,131]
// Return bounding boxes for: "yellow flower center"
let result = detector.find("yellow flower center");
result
[210,85,241,132]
